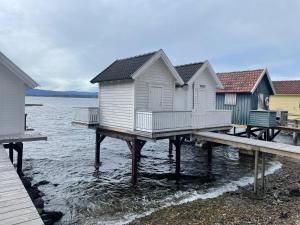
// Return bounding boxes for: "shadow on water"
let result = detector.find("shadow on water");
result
[23,97,282,225]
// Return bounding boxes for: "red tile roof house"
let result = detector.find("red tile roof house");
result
[216,69,276,125]
[270,80,300,120]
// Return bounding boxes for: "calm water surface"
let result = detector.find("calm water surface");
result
[24,97,283,225]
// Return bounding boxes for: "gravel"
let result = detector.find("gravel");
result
[129,157,300,225]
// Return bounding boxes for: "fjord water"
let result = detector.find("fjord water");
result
[24,97,282,225]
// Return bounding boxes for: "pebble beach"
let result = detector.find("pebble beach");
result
[130,157,300,225]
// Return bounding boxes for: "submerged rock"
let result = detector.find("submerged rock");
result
[41,210,64,225]
[34,180,50,187]
[33,197,44,208]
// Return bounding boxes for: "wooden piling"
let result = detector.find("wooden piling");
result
[254,150,259,194]
[132,139,138,183]
[293,132,298,145]
[207,142,212,164]
[8,144,13,163]
[175,136,181,176]
[95,129,106,170]
[261,152,266,191]
[168,139,173,157]
[95,129,101,169]
[16,142,23,176]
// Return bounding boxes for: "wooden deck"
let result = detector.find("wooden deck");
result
[0,132,47,144]
[72,122,232,141]
[194,131,300,159]
[0,146,44,225]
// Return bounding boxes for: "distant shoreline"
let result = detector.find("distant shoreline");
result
[26,88,98,98]
[26,95,98,98]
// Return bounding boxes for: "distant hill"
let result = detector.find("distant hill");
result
[26,89,98,98]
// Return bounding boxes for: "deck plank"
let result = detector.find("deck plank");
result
[194,131,300,159]
[0,132,47,144]
[0,146,44,225]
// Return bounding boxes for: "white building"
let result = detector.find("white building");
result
[74,49,231,132]
[0,52,38,136]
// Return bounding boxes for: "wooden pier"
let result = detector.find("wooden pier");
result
[0,146,44,225]
[0,133,47,176]
[194,131,300,193]
[232,124,300,145]
[0,132,47,225]
[84,125,231,183]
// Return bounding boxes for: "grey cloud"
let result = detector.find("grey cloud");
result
[0,0,299,90]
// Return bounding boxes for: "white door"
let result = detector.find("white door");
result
[149,86,162,111]
[174,87,187,110]
[195,85,206,112]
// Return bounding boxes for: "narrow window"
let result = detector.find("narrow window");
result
[224,93,237,105]
[192,83,195,109]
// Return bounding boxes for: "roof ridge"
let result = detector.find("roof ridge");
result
[273,80,300,82]
[116,50,158,61]
[217,68,264,74]
[175,61,205,68]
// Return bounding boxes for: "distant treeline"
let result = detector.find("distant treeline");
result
[26,89,98,98]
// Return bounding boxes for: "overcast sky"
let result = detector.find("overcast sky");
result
[0,0,300,91]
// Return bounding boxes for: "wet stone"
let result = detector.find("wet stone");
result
[288,187,300,197]
[34,180,50,187]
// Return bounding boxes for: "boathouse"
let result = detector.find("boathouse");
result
[0,51,38,136]
[72,49,232,182]
[270,80,300,121]
[78,49,231,132]
[216,69,276,125]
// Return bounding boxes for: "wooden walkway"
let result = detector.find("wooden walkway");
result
[0,146,44,225]
[194,131,300,159]
[194,131,300,193]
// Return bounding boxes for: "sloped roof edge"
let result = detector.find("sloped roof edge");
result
[0,52,39,88]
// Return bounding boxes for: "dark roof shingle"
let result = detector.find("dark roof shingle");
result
[175,62,204,83]
[217,69,264,93]
[91,51,157,83]
[273,80,300,94]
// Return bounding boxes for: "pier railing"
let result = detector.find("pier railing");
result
[73,107,99,125]
[192,110,232,129]
[135,110,231,132]
[135,111,192,132]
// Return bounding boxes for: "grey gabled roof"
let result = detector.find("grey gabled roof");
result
[90,51,157,83]
[175,62,204,83]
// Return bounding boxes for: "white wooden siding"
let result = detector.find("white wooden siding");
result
[0,63,25,136]
[174,86,187,110]
[99,81,134,130]
[186,68,217,111]
[135,58,176,111]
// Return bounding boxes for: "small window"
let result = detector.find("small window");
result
[225,93,236,105]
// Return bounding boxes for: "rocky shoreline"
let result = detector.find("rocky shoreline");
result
[20,176,63,225]
[130,157,300,225]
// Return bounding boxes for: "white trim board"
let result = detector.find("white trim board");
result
[132,49,185,85]
[187,61,223,88]
[0,52,39,88]
[250,68,276,94]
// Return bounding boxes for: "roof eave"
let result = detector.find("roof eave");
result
[250,68,276,94]
[0,52,39,88]
[187,61,223,88]
[131,49,185,85]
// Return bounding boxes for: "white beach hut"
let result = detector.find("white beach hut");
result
[74,49,231,132]
[0,52,38,136]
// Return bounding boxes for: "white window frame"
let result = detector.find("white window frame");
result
[224,93,237,105]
